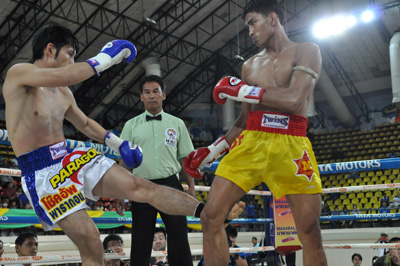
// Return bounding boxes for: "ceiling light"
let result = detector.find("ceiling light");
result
[145,17,157,25]
[312,15,357,39]
[361,9,375,23]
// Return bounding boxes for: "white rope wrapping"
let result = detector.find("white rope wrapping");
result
[0,244,395,264]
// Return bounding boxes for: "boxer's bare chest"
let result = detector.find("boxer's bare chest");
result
[28,86,70,117]
[246,48,296,89]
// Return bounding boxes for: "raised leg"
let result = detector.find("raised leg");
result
[92,165,199,217]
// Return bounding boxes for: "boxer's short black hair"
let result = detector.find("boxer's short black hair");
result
[242,0,284,24]
[32,22,79,62]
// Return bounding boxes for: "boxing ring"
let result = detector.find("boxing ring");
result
[0,130,399,264]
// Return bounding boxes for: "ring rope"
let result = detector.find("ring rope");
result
[0,213,397,225]
[1,167,397,196]
[0,216,272,225]
[0,244,396,265]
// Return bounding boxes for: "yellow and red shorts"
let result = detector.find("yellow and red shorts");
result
[216,111,322,199]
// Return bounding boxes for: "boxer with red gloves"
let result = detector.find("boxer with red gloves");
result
[197,1,326,266]
[184,136,230,179]
[213,76,265,105]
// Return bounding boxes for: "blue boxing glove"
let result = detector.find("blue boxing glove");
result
[86,40,137,75]
[104,132,143,169]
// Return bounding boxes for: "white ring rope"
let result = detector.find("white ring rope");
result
[0,244,396,265]
[1,167,397,196]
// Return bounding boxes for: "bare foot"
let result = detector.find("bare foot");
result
[227,201,246,221]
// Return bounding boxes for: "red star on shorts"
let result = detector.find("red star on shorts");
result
[292,150,314,181]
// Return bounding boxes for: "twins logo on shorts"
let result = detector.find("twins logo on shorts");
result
[165,128,177,147]
[49,149,99,189]
[261,114,290,129]
[49,142,68,160]
[292,150,314,182]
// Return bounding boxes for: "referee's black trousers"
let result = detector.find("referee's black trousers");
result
[130,174,193,266]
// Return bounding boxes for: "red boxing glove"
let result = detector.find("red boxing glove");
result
[184,136,230,179]
[213,76,265,105]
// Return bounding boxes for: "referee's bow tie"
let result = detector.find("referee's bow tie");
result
[146,115,162,121]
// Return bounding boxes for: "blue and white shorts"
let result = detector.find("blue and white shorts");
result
[17,141,115,231]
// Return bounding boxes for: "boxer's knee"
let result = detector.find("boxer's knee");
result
[201,204,227,230]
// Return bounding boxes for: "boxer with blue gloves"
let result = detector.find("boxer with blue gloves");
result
[104,131,143,169]
[2,23,245,266]
[86,39,137,76]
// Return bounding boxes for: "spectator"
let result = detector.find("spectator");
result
[225,225,248,266]
[379,201,390,213]
[348,172,359,180]
[96,200,105,211]
[381,192,390,206]
[331,206,340,229]
[15,187,23,197]
[246,201,256,231]
[104,204,114,212]
[11,158,18,168]
[251,237,259,248]
[374,232,389,257]
[0,239,4,258]
[190,118,206,140]
[2,182,18,201]
[103,234,128,266]
[1,199,9,209]
[390,191,400,208]
[245,236,260,259]
[0,174,13,187]
[200,126,213,142]
[321,203,331,216]
[150,227,168,266]
[306,122,315,143]
[15,232,38,266]
[9,199,19,209]
[17,189,30,208]
[373,237,400,266]
[115,75,195,266]
[2,160,9,169]
[352,253,362,266]
[341,206,349,228]
[350,204,361,228]
[389,150,398,158]
[379,201,391,227]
